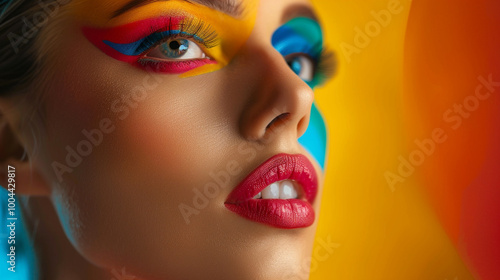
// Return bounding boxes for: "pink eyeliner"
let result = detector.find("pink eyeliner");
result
[138,58,216,73]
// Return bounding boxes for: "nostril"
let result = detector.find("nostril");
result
[266,113,290,130]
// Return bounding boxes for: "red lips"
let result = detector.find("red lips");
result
[225,154,318,229]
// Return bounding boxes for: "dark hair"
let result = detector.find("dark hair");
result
[0,0,63,94]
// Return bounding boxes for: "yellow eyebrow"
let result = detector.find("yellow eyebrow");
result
[112,0,243,19]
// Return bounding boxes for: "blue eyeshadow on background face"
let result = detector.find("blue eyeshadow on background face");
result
[299,103,327,169]
[271,18,322,61]
[271,17,328,169]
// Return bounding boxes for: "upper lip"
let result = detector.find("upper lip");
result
[225,153,318,204]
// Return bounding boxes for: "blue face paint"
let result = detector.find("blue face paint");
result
[271,18,322,57]
[271,17,328,169]
[298,103,327,169]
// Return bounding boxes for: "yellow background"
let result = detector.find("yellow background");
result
[310,1,474,279]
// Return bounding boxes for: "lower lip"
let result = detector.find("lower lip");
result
[225,199,314,229]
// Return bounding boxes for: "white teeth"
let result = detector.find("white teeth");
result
[255,180,299,200]
[262,182,280,199]
[280,180,297,199]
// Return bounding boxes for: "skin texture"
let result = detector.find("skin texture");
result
[0,0,325,279]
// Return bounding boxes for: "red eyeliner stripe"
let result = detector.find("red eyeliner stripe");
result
[82,17,186,62]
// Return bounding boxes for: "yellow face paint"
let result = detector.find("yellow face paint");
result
[72,0,258,77]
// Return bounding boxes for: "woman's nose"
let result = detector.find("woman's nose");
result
[238,47,314,143]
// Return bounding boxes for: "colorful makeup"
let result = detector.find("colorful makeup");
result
[271,17,335,169]
[298,103,328,170]
[271,17,336,89]
[79,0,257,77]
[82,16,219,73]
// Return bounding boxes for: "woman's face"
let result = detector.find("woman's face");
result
[28,0,331,278]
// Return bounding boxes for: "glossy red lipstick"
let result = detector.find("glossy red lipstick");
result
[225,154,318,229]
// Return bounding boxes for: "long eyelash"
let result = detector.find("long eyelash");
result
[137,17,219,55]
[178,17,219,46]
[314,47,337,86]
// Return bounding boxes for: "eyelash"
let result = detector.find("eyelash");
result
[137,17,219,56]
[286,45,336,88]
[313,47,337,87]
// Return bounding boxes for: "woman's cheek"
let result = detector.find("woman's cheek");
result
[40,74,225,272]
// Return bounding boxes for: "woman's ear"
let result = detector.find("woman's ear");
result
[0,112,50,196]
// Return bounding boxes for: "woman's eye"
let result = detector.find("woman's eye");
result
[286,55,315,82]
[145,38,207,60]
